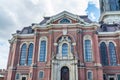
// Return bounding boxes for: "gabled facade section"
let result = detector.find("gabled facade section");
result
[39,11,92,26]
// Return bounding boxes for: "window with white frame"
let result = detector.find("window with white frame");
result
[84,40,92,62]
[15,73,20,80]
[20,43,27,65]
[39,71,44,79]
[87,71,93,80]
[39,40,46,62]
[57,36,72,58]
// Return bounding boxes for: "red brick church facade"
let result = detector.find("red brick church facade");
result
[5,0,120,80]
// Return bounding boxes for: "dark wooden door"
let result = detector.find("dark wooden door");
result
[22,77,26,80]
[61,66,69,80]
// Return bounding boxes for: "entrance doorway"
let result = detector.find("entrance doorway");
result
[108,76,115,80]
[109,77,114,80]
[61,66,69,80]
[22,77,26,80]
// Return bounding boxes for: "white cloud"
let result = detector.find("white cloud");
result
[0,0,99,69]
[90,12,96,20]
[88,0,100,8]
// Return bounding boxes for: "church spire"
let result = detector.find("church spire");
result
[99,0,120,24]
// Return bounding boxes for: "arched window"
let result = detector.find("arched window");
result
[84,40,92,62]
[39,41,46,62]
[20,43,27,65]
[100,42,109,66]
[62,43,68,56]
[60,18,70,24]
[109,42,117,65]
[15,73,20,80]
[39,71,44,79]
[87,71,93,80]
[27,43,33,66]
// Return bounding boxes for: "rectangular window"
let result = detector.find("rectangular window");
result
[39,71,44,79]
[117,74,120,80]
[39,41,46,62]
[87,71,92,80]
[15,73,20,80]
[85,40,92,62]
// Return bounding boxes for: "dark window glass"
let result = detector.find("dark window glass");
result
[39,41,46,62]
[109,42,117,65]
[62,43,68,56]
[16,73,20,79]
[109,0,119,11]
[100,42,109,66]
[88,71,92,80]
[27,43,34,66]
[60,18,70,24]
[39,71,44,78]
[117,74,120,80]
[20,44,27,65]
[85,40,92,62]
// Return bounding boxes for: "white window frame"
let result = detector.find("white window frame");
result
[87,70,93,80]
[83,35,93,62]
[38,36,48,62]
[38,71,44,79]
[15,73,20,80]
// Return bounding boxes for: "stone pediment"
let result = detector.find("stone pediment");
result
[40,11,91,25]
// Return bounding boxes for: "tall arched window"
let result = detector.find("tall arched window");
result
[109,42,117,65]
[62,43,68,56]
[84,40,92,62]
[20,43,27,65]
[27,43,33,66]
[39,41,46,62]
[100,42,109,66]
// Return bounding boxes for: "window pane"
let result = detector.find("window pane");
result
[16,73,20,79]
[109,42,117,65]
[62,43,68,56]
[117,75,120,80]
[20,44,27,65]
[27,43,33,65]
[39,41,46,62]
[88,72,92,80]
[100,42,109,66]
[85,40,92,62]
[39,71,44,78]
[60,18,70,24]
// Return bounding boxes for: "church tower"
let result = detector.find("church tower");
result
[99,0,120,24]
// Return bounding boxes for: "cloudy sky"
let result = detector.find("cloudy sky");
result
[0,0,100,69]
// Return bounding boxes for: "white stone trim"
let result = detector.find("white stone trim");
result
[20,74,28,80]
[56,36,73,59]
[38,36,48,62]
[108,40,117,47]
[99,40,107,47]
